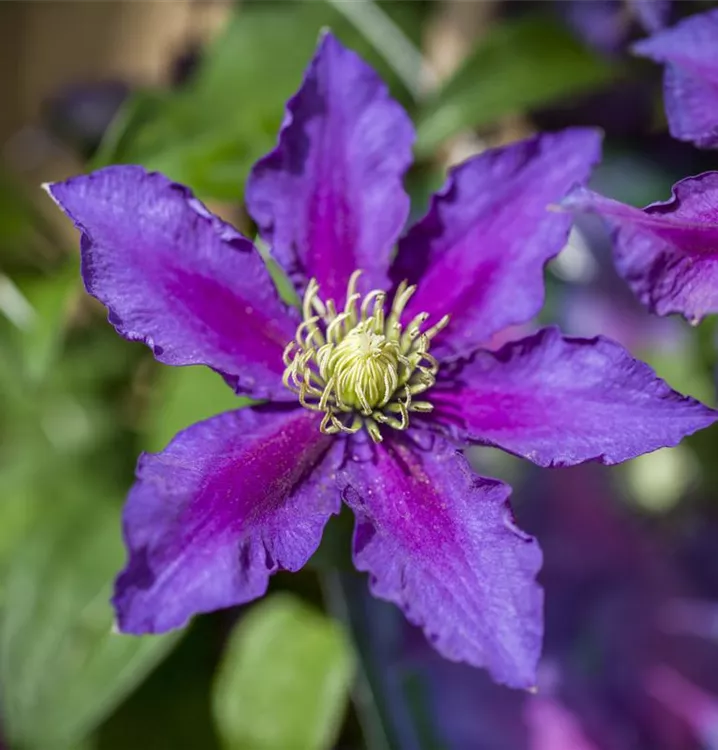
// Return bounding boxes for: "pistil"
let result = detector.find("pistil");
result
[283,270,449,442]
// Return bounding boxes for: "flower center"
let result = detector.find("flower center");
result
[282,270,449,442]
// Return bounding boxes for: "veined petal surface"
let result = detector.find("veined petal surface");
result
[564,177,718,322]
[342,434,543,689]
[114,406,342,633]
[433,327,718,467]
[247,31,414,303]
[46,166,297,400]
[391,129,601,357]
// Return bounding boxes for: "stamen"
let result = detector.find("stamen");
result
[282,271,449,442]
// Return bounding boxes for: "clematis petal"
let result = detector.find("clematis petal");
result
[114,406,341,633]
[392,128,601,358]
[563,1,669,54]
[563,177,718,322]
[432,327,717,468]
[632,10,718,149]
[46,166,297,400]
[246,31,414,303]
[629,0,671,33]
[341,434,543,689]
[524,697,601,750]
[646,665,718,746]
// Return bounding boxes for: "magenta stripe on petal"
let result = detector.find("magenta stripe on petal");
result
[564,177,718,322]
[46,166,297,400]
[246,31,414,304]
[392,128,601,358]
[114,406,342,633]
[342,434,543,689]
[434,327,718,467]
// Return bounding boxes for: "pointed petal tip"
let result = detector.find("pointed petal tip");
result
[559,185,595,210]
[246,24,414,302]
[630,36,653,59]
[436,326,718,467]
[317,25,334,44]
[344,437,543,691]
[41,180,62,208]
[392,128,603,355]
[47,165,298,400]
[113,408,340,635]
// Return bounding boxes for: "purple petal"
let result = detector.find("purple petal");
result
[633,9,718,149]
[114,406,341,633]
[246,31,414,303]
[629,0,671,33]
[563,0,630,54]
[433,327,717,468]
[342,434,543,689]
[646,665,718,745]
[524,697,601,750]
[660,64,718,150]
[392,129,601,358]
[563,177,718,322]
[46,166,297,400]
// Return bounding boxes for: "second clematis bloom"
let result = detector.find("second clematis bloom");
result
[632,8,718,149]
[564,174,718,323]
[45,32,718,690]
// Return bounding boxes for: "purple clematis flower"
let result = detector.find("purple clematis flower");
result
[632,8,718,149]
[44,31,718,689]
[564,174,718,323]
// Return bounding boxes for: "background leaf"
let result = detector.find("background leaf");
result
[10,260,80,382]
[415,14,618,155]
[212,593,355,750]
[0,494,180,750]
[143,365,250,453]
[92,0,419,201]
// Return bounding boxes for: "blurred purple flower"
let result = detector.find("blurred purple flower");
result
[630,0,672,33]
[633,8,718,149]
[43,80,130,158]
[564,174,718,323]
[44,32,717,689]
[395,466,718,749]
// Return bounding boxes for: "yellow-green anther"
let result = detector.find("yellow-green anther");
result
[282,270,449,442]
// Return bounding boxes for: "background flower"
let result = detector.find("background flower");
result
[633,8,718,149]
[564,174,718,323]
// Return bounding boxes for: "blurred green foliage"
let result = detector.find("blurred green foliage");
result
[144,366,249,453]
[212,594,355,750]
[92,0,422,201]
[1,498,179,750]
[415,14,618,155]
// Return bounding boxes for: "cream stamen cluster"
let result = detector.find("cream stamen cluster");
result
[282,270,449,442]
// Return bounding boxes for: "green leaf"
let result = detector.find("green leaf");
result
[93,1,418,201]
[212,593,355,750]
[144,365,250,453]
[11,260,80,382]
[415,14,618,155]
[0,496,180,750]
[0,170,58,271]
[93,4,322,199]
